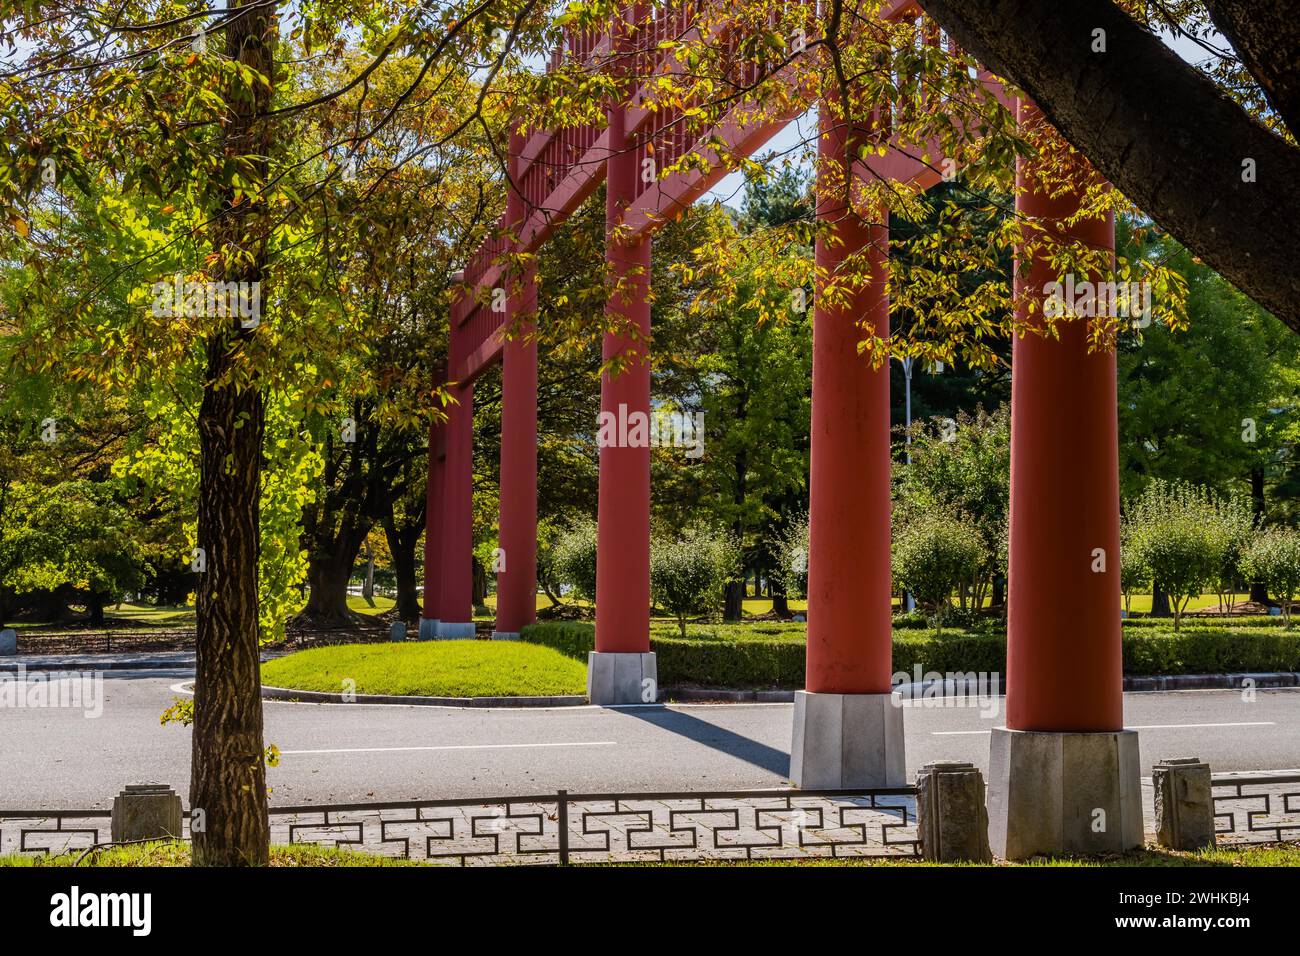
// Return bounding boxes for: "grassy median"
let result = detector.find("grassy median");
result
[3,840,1296,867]
[259,639,587,698]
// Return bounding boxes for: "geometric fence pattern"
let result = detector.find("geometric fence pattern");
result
[1210,772,1300,845]
[5,774,1296,862]
[0,788,921,864]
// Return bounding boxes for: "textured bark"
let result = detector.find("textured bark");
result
[1203,0,1300,136]
[1151,584,1171,617]
[384,516,424,621]
[771,576,791,617]
[300,521,368,625]
[189,0,274,867]
[192,338,269,866]
[723,580,745,621]
[472,556,488,606]
[361,541,376,606]
[1249,465,1271,604]
[920,0,1300,332]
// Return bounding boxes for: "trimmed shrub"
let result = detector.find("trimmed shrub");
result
[1125,481,1224,631]
[1241,527,1300,626]
[550,519,599,603]
[891,511,987,635]
[1119,512,1149,617]
[769,511,810,600]
[650,528,741,637]
[522,621,1300,686]
[520,620,1300,689]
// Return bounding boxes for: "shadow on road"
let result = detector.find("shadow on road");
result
[614,705,791,777]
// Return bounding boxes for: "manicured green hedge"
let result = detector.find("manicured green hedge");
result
[1121,629,1300,674]
[520,620,1300,689]
[1122,615,1287,629]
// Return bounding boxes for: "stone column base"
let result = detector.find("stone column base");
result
[418,618,439,641]
[435,621,476,639]
[587,652,657,705]
[490,631,521,641]
[987,727,1142,860]
[789,691,906,789]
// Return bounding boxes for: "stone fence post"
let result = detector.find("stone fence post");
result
[1153,757,1215,851]
[916,761,992,862]
[111,784,183,844]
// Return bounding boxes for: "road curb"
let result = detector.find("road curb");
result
[663,687,796,703]
[1121,672,1300,691]
[0,653,282,672]
[0,657,198,672]
[259,684,588,708]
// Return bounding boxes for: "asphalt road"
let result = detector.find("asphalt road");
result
[2,671,1298,808]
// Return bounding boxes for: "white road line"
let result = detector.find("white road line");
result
[278,741,618,756]
[932,721,1275,736]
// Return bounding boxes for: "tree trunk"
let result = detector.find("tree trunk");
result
[300,524,369,625]
[383,517,423,621]
[1151,584,1171,617]
[920,0,1300,333]
[771,575,790,618]
[189,0,274,867]
[191,335,269,867]
[723,580,745,621]
[991,574,1005,608]
[472,556,487,607]
[362,540,376,607]
[86,590,106,626]
[1250,465,1271,604]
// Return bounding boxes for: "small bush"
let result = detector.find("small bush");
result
[891,511,987,635]
[650,528,741,637]
[550,519,599,603]
[768,511,810,600]
[1241,527,1300,626]
[1125,481,1225,631]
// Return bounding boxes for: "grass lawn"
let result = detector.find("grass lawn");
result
[0,840,422,867]
[3,839,1294,867]
[613,843,1300,867]
[347,594,395,616]
[111,603,197,626]
[260,640,587,697]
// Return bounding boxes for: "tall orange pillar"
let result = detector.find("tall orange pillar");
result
[987,100,1140,858]
[494,130,539,639]
[588,17,656,705]
[789,105,904,788]
[435,379,475,638]
[419,417,445,639]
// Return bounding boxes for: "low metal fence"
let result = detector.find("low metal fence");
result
[0,788,920,864]
[1211,772,1300,844]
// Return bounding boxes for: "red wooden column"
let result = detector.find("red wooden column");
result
[419,416,445,639]
[987,100,1139,859]
[1006,116,1122,734]
[588,16,656,704]
[790,106,903,788]
[494,131,539,639]
[435,377,475,638]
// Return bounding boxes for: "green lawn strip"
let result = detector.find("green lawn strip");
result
[260,640,587,698]
[586,843,1300,867]
[521,620,1300,688]
[0,840,423,867]
[5,840,1292,867]
[346,594,395,617]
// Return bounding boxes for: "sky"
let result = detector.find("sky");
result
[702,24,1225,207]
